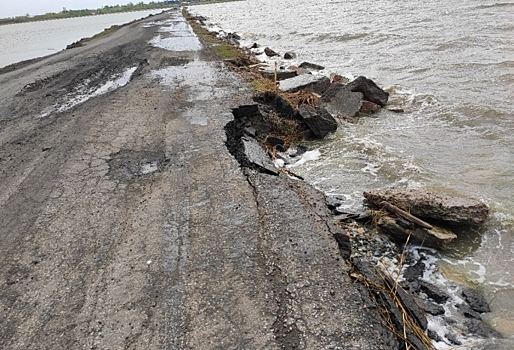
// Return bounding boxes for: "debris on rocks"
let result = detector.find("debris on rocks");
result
[364,188,489,225]
[376,214,457,250]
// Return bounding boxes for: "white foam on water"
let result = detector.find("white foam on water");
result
[287,149,321,168]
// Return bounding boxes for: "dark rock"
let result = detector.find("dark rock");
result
[396,287,428,330]
[360,100,381,114]
[354,260,427,330]
[445,333,463,346]
[260,69,297,81]
[377,215,457,250]
[226,33,241,47]
[241,137,279,175]
[388,108,405,113]
[289,145,308,158]
[278,75,331,95]
[464,319,502,338]
[404,261,425,282]
[318,83,363,118]
[250,42,259,49]
[380,290,429,350]
[231,104,260,119]
[345,76,389,107]
[287,65,311,76]
[396,217,414,229]
[297,104,337,138]
[364,188,490,225]
[299,62,325,71]
[264,47,279,57]
[228,32,241,40]
[326,195,345,210]
[284,52,296,59]
[266,136,284,146]
[66,40,84,49]
[333,230,351,260]
[419,280,450,304]
[456,303,481,319]
[334,208,372,221]
[416,297,445,316]
[244,126,257,138]
[253,92,296,118]
[461,287,491,313]
[428,329,442,342]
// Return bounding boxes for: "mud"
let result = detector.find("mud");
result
[1,9,400,349]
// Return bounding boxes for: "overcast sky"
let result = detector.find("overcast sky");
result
[0,0,146,18]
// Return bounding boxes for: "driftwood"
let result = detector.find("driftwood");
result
[380,201,433,229]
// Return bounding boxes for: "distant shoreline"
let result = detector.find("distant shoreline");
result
[0,0,242,26]
[0,2,174,26]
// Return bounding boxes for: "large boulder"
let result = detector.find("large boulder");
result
[345,76,389,107]
[376,215,458,250]
[278,75,331,94]
[297,104,337,138]
[364,189,489,225]
[318,83,363,118]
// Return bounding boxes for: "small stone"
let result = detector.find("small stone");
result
[360,100,381,114]
[284,52,296,59]
[264,47,279,57]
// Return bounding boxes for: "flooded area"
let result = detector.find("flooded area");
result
[0,9,169,68]
[190,0,514,347]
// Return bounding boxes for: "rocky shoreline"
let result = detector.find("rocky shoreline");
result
[186,12,502,348]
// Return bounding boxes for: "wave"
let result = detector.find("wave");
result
[473,2,514,10]
[306,32,369,43]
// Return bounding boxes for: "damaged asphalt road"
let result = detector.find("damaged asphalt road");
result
[0,9,398,349]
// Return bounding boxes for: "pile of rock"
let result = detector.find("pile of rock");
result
[363,188,489,250]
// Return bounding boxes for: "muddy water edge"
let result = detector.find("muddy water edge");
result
[187,0,514,348]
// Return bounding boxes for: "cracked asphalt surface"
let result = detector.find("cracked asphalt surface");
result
[0,9,398,349]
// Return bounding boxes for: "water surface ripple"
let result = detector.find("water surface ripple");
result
[191,0,514,348]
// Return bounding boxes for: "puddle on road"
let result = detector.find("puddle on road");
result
[150,60,226,126]
[37,66,137,118]
[107,149,170,181]
[150,60,216,87]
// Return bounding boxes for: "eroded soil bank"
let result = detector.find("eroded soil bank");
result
[0,9,404,350]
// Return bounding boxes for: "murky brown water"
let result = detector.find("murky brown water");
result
[191,0,514,347]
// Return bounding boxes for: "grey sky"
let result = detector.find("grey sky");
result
[0,1,146,18]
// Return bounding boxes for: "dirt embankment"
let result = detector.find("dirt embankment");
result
[0,9,400,349]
